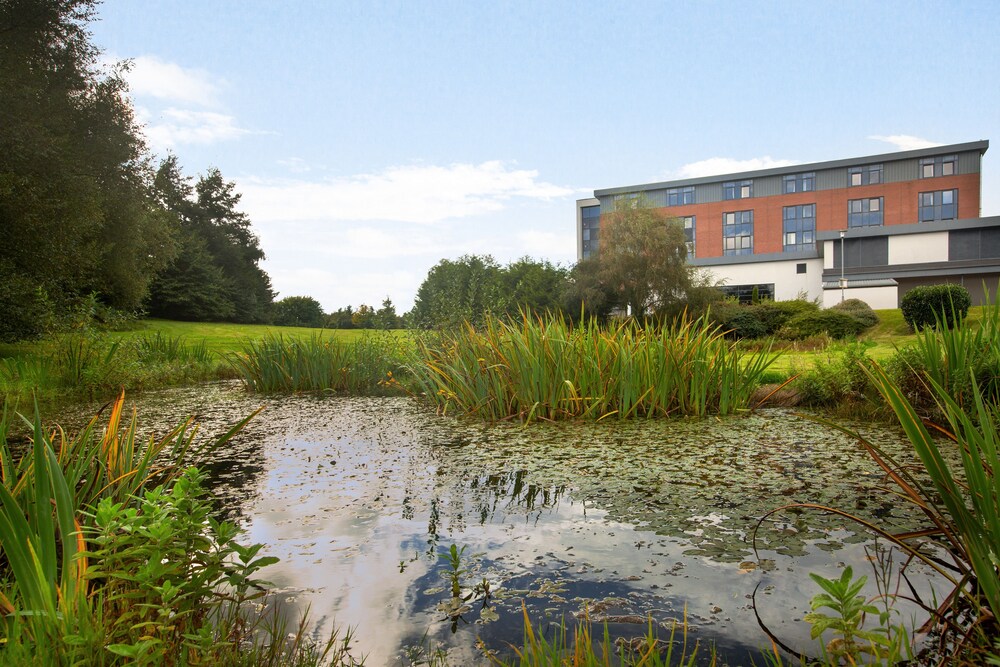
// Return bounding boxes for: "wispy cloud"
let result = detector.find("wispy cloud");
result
[110,54,256,150]
[670,156,797,179]
[238,161,575,224]
[124,55,223,107]
[137,107,257,151]
[869,134,942,151]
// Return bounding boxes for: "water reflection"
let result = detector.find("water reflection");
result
[109,387,952,665]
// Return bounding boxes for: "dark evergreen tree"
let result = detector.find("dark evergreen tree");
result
[0,0,176,339]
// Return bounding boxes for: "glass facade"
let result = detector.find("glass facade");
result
[718,283,774,304]
[920,155,957,178]
[723,180,752,200]
[667,186,695,206]
[581,205,601,259]
[782,204,816,252]
[782,172,815,193]
[723,210,753,255]
[848,197,883,227]
[849,164,883,186]
[682,215,695,257]
[919,189,958,221]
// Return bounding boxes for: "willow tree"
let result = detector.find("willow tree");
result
[597,194,692,317]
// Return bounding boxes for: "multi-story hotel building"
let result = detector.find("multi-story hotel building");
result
[576,140,999,307]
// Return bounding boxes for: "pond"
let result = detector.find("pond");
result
[108,383,949,665]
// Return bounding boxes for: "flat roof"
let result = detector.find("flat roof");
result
[594,140,989,197]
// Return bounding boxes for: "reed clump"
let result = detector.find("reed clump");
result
[410,313,776,422]
[229,332,408,394]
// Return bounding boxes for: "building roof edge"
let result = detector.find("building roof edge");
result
[594,140,990,197]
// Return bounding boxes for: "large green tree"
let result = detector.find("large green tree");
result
[0,0,176,339]
[582,196,693,318]
[273,296,324,328]
[146,159,274,323]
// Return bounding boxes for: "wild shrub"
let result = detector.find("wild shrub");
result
[753,299,818,335]
[888,293,1000,414]
[780,309,866,340]
[829,298,879,330]
[900,284,971,331]
[794,341,877,407]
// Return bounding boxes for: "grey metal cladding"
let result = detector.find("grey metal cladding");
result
[885,159,919,183]
[698,182,723,204]
[816,169,846,190]
[644,190,667,208]
[958,151,982,174]
[754,175,782,198]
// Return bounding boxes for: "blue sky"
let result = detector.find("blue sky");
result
[90,0,1000,312]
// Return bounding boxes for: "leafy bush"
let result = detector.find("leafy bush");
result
[900,284,971,331]
[752,299,818,335]
[829,298,879,329]
[794,341,876,407]
[780,310,866,340]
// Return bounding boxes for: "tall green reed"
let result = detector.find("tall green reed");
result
[410,313,776,421]
[229,332,408,394]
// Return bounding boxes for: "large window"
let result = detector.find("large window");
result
[723,180,752,200]
[723,210,753,256]
[848,197,883,228]
[782,204,816,252]
[581,205,600,259]
[667,186,695,206]
[920,155,957,178]
[849,164,883,186]
[681,215,695,257]
[919,189,958,222]
[718,284,774,304]
[783,172,815,194]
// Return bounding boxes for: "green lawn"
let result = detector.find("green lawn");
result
[112,319,376,355]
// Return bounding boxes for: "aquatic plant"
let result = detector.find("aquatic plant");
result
[230,332,408,394]
[803,566,900,662]
[496,604,712,666]
[410,312,776,421]
[0,397,359,666]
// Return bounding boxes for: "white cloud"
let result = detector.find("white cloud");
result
[670,156,797,179]
[237,161,575,224]
[267,266,419,310]
[124,55,222,107]
[277,157,313,174]
[139,107,255,150]
[869,134,942,151]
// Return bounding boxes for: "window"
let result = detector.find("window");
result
[667,186,695,206]
[681,215,695,257]
[723,210,753,256]
[782,204,816,252]
[920,155,957,178]
[848,197,883,228]
[723,180,752,200]
[919,189,958,222]
[848,164,883,186]
[581,205,600,259]
[796,263,807,274]
[718,284,774,304]
[783,172,815,194]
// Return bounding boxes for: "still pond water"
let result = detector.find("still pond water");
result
[109,383,946,665]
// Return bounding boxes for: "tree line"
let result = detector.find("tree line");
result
[0,0,275,341]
